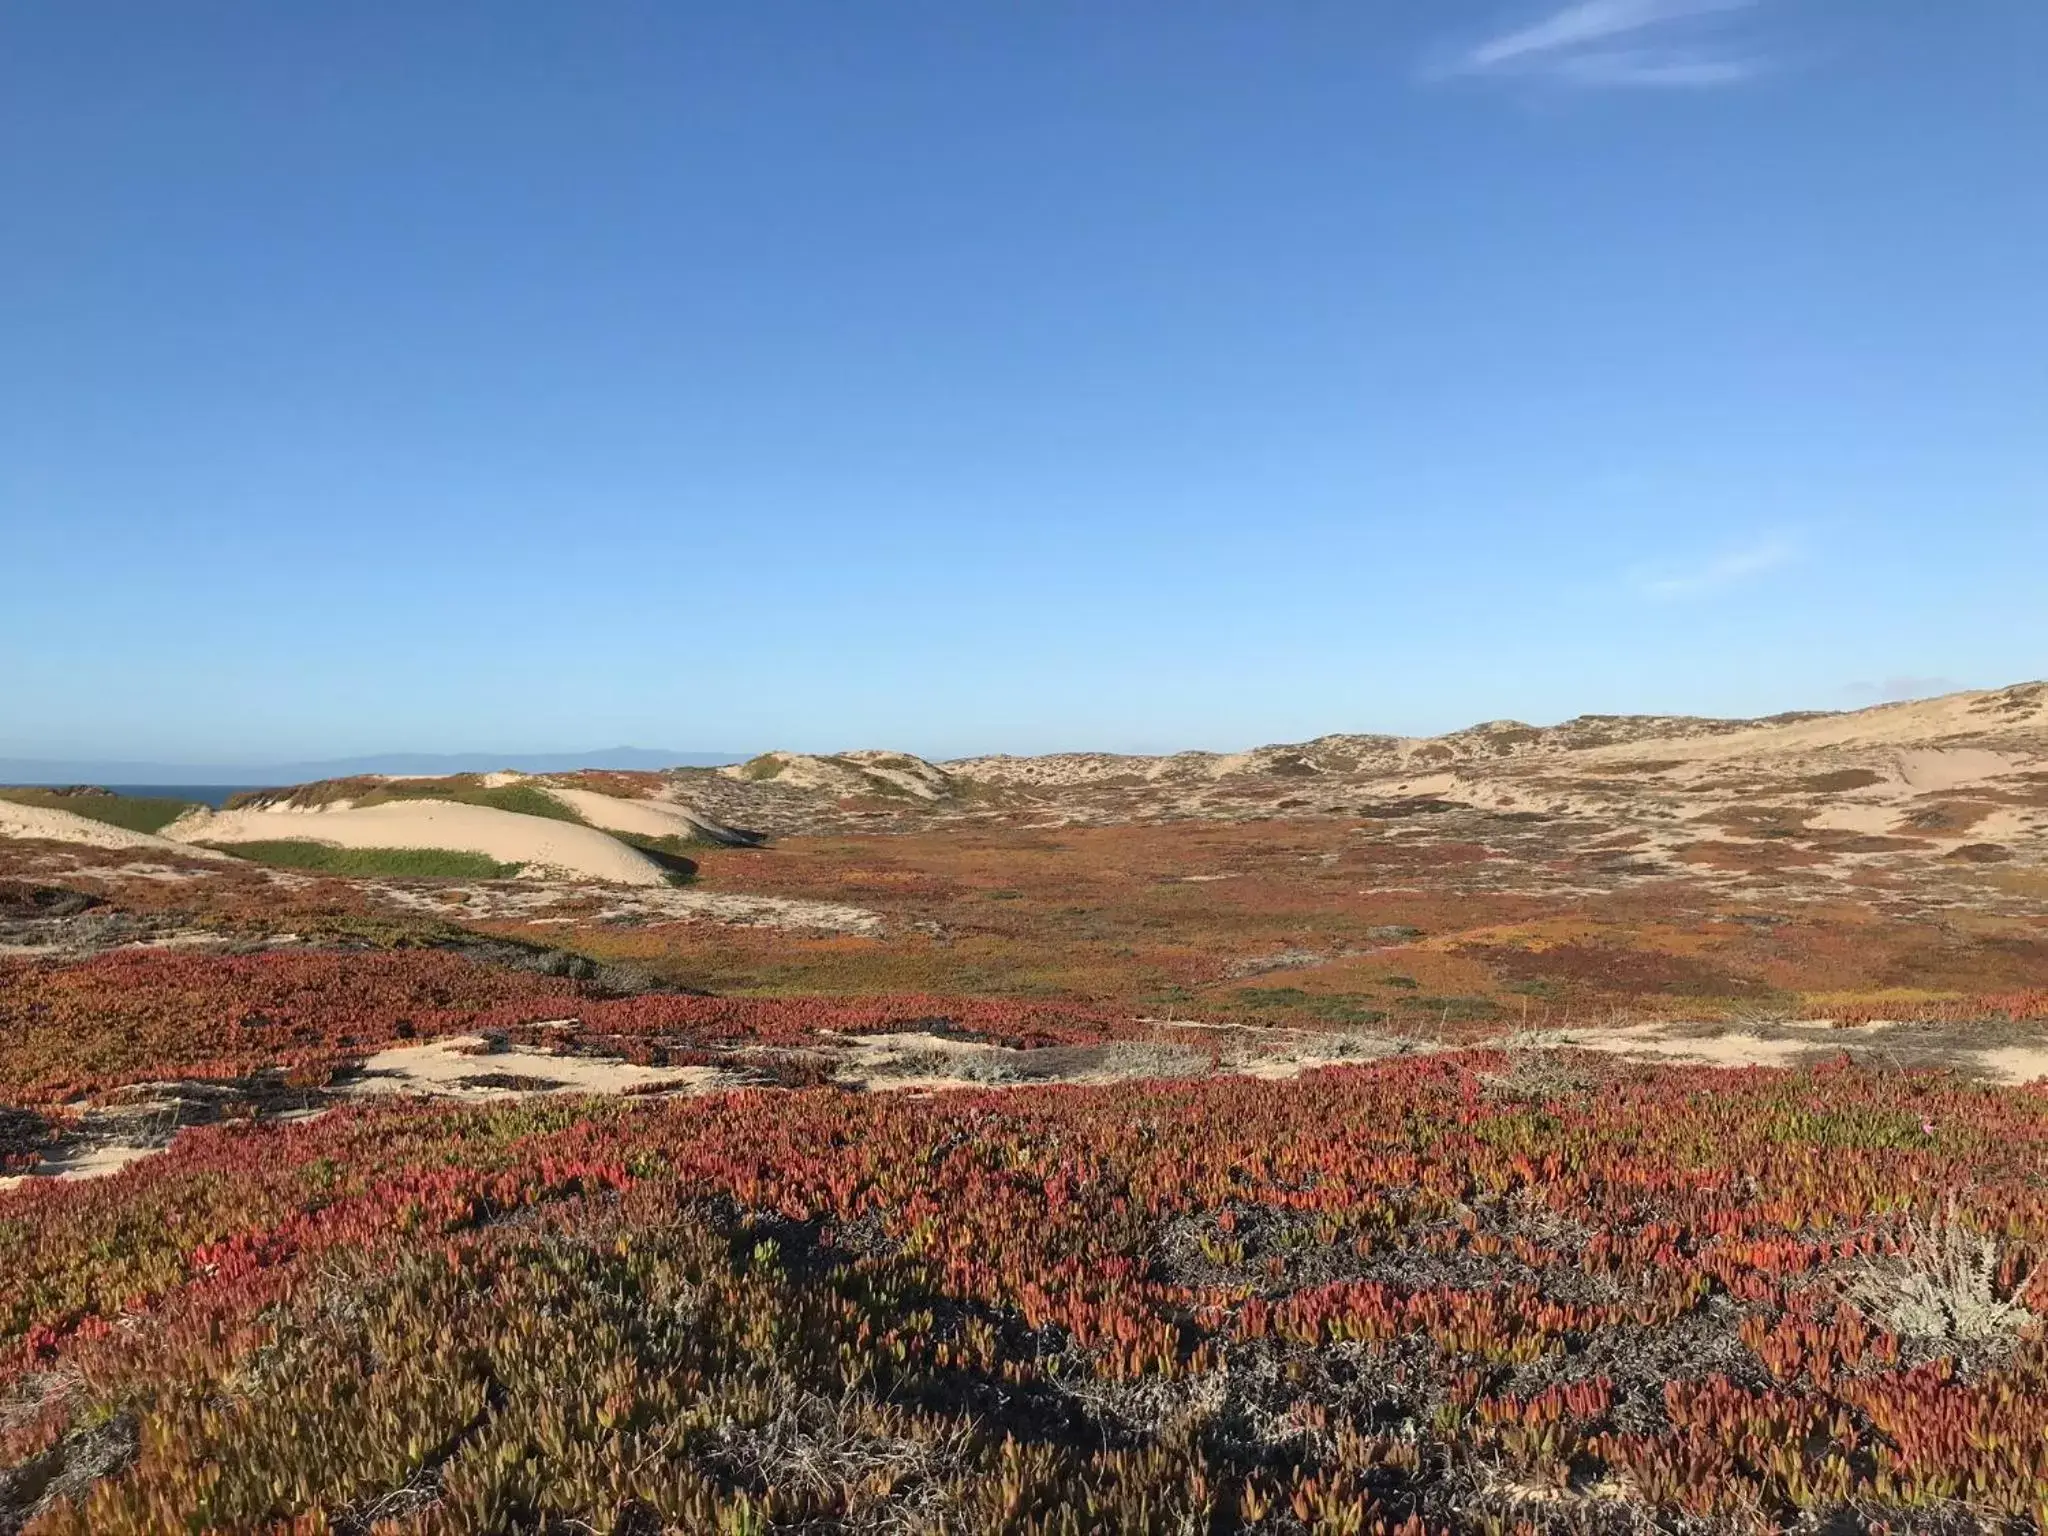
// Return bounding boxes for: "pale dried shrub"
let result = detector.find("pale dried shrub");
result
[1477,1049,1598,1103]
[1841,1199,2044,1355]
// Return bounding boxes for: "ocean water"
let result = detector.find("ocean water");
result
[99,785,260,808]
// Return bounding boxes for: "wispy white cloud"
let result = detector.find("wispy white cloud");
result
[1631,535,1797,600]
[1441,0,1767,89]
[1844,676,1960,703]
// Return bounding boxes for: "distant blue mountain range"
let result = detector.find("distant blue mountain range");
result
[0,749,745,787]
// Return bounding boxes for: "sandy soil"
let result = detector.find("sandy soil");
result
[1532,1019,2048,1082]
[164,801,669,886]
[9,1016,2045,1194]
[371,879,885,935]
[342,1036,744,1099]
[542,786,739,846]
[0,1141,158,1192]
[720,752,951,801]
[0,802,230,858]
[1804,802,1902,834]
[1587,687,2045,767]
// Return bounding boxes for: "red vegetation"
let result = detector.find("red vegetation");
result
[0,950,1146,1104]
[3,1057,2046,1530]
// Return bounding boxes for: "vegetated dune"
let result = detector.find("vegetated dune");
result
[164,800,670,886]
[675,679,2048,845]
[540,785,762,847]
[943,681,2048,789]
[0,799,229,859]
[721,750,954,800]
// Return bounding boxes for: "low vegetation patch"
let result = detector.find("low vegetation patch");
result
[0,949,1148,1104]
[606,830,703,882]
[0,787,197,836]
[203,841,525,880]
[374,780,586,823]
[227,776,586,824]
[4,1058,2047,1531]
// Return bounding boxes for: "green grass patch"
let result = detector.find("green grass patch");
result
[1405,995,1506,1023]
[1232,987,1389,1026]
[204,841,524,879]
[607,831,701,883]
[0,787,199,835]
[366,781,587,823]
[227,777,590,823]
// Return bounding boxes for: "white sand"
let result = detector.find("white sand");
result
[1805,802,1902,834]
[0,1140,159,1194]
[164,801,669,885]
[543,785,732,845]
[1893,748,2023,793]
[369,878,885,935]
[13,1019,2047,1194]
[1586,688,2045,770]
[1977,1046,2048,1084]
[343,1036,739,1098]
[1556,1025,1818,1070]
[720,751,952,800]
[0,800,229,858]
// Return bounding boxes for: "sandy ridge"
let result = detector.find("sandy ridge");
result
[161,800,670,886]
[0,801,231,859]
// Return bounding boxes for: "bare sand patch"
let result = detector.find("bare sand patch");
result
[1806,802,1900,834]
[11,1013,2043,1194]
[1551,1023,1818,1070]
[0,1141,158,1193]
[165,800,669,885]
[370,879,884,934]
[0,802,230,859]
[542,785,752,847]
[1975,1046,2048,1084]
[1894,748,2022,793]
[341,1037,743,1099]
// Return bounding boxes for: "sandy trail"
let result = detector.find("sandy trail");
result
[8,1017,2044,1193]
[164,801,670,886]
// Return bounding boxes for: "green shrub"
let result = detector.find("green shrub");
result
[608,831,700,883]
[204,841,524,879]
[1232,987,1388,1026]
[368,781,586,823]
[0,788,198,835]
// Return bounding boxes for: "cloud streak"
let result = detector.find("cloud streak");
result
[1631,535,1797,600]
[1844,676,1960,704]
[1444,0,1766,89]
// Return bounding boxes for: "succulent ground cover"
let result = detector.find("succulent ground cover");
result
[4,1055,2046,1533]
[4,691,2047,1529]
[0,948,1156,1106]
[7,807,2047,1034]
[0,789,201,837]
[512,821,2048,1031]
[194,844,531,881]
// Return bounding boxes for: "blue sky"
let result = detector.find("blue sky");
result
[4,1,2044,762]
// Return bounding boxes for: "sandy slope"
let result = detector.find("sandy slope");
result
[1585,685,2046,766]
[0,801,229,858]
[164,801,669,885]
[542,786,747,846]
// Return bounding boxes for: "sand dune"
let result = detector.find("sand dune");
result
[1587,684,2046,767]
[0,800,229,858]
[164,800,669,885]
[541,785,758,847]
